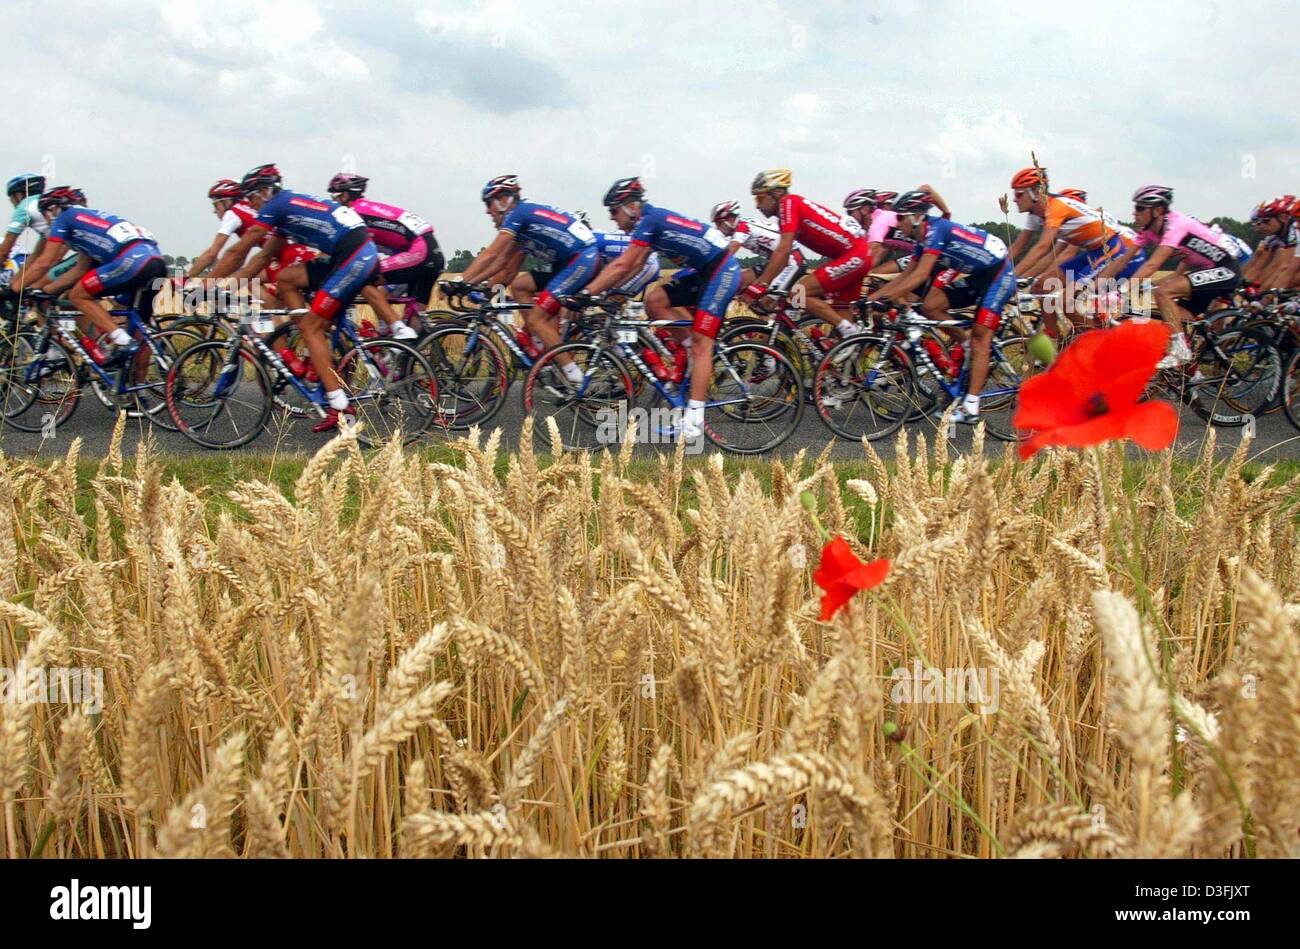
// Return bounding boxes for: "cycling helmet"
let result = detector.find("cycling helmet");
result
[6,174,44,198]
[1259,194,1297,219]
[872,190,899,208]
[1011,167,1048,191]
[481,174,521,203]
[892,190,935,215]
[603,177,645,208]
[1057,188,1088,202]
[711,200,741,222]
[843,189,880,211]
[240,163,283,195]
[750,169,793,193]
[37,186,84,214]
[328,172,368,197]
[1131,184,1173,208]
[208,178,244,201]
[1249,202,1266,224]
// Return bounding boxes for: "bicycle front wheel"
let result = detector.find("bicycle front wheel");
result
[167,340,273,449]
[704,341,803,454]
[339,338,439,448]
[812,335,912,442]
[979,336,1046,442]
[523,343,634,452]
[417,323,510,430]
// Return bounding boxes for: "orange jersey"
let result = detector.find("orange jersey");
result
[1025,195,1132,251]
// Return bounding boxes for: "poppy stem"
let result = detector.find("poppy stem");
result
[799,490,830,543]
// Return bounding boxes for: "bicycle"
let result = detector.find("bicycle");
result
[524,297,803,454]
[164,305,439,450]
[0,289,206,434]
[813,301,1045,442]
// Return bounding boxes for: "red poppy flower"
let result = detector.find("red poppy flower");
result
[813,536,891,621]
[1013,320,1178,460]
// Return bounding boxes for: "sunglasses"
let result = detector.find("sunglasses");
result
[1013,189,1036,199]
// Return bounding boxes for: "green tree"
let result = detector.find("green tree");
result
[445,249,475,273]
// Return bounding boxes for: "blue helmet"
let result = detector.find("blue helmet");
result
[6,174,45,198]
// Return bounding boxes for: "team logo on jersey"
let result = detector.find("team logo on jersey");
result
[289,197,330,212]
[1185,236,1227,263]
[534,208,571,224]
[73,213,111,228]
[825,256,865,279]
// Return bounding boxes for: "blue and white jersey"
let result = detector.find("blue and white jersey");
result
[47,208,159,264]
[254,190,367,255]
[499,201,597,264]
[918,217,1009,274]
[629,204,730,270]
[595,229,660,293]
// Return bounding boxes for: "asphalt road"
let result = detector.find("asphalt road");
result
[1,380,1295,466]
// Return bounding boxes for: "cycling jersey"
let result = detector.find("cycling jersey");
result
[866,208,915,255]
[777,193,866,258]
[350,198,434,252]
[214,201,315,282]
[46,208,159,263]
[918,218,1009,274]
[6,195,49,254]
[1024,195,1129,250]
[629,204,730,270]
[732,216,807,266]
[594,230,660,294]
[1259,220,1299,252]
[1209,225,1253,264]
[1134,210,1238,269]
[253,190,367,256]
[499,201,596,263]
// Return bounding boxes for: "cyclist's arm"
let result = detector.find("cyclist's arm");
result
[585,243,649,296]
[232,231,283,280]
[10,238,65,292]
[43,254,91,295]
[1093,241,1142,282]
[1008,228,1035,264]
[915,184,952,219]
[753,232,794,288]
[211,226,269,279]
[187,232,232,279]
[0,230,17,264]
[460,231,516,285]
[1268,250,1300,289]
[486,247,525,287]
[871,252,936,301]
[1132,244,1173,281]
[1016,225,1062,278]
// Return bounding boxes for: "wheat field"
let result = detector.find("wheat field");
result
[0,416,1297,858]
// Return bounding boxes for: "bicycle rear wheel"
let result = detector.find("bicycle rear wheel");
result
[130,327,211,431]
[979,336,1045,442]
[167,340,273,449]
[417,323,510,430]
[523,343,634,452]
[0,332,80,432]
[1186,327,1280,426]
[339,339,439,448]
[812,335,913,442]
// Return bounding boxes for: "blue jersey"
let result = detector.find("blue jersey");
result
[918,217,1009,275]
[47,208,159,264]
[499,201,596,264]
[254,189,367,255]
[629,204,730,270]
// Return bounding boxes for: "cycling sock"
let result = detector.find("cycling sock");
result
[109,329,132,346]
[325,389,350,411]
[563,362,584,384]
[962,393,981,415]
[685,400,705,428]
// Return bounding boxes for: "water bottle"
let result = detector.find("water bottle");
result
[517,329,541,359]
[642,347,671,381]
[80,335,106,364]
[359,321,378,339]
[922,338,953,374]
[277,347,307,378]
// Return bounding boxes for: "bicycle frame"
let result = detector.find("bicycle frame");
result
[29,304,174,396]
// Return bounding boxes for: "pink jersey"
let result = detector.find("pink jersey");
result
[350,198,433,251]
[1136,209,1236,269]
[778,193,867,258]
[866,208,914,253]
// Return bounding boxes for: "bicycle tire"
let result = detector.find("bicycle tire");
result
[167,340,274,450]
[522,342,635,452]
[812,334,913,442]
[417,323,511,430]
[703,341,804,454]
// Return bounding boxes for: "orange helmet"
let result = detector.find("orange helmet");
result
[1057,187,1088,203]
[1011,167,1048,191]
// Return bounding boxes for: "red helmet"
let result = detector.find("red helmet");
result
[1011,167,1047,191]
[208,178,244,201]
[240,163,282,196]
[1259,194,1296,219]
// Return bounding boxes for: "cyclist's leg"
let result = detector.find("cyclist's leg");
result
[925,269,970,348]
[301,236,379,406]
[1152,273,1194,339]
[804,245,870,332]
[72,244,163,348]
[527,247,599,350]
[686,257,744,429]
[967,262,1016,399]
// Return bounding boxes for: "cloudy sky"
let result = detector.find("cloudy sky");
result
[5,0,1297,255]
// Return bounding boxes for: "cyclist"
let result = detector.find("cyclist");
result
[327,172,444,339]
[1008,167,1143,333]
[11,186,166,366]
[451,175,599,385]
[745,169,870,342]
[1252,194,1299,290]
[867,191,1016,424]
[1243,203,1278,287]
[1126,185,1243,367]
[212,163,381,431]
[185,178,316,306]
[709,199,805,295]
[580,176,742,441]
[1,174,45,280]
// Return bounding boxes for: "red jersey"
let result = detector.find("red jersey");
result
[778,193,867,258]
